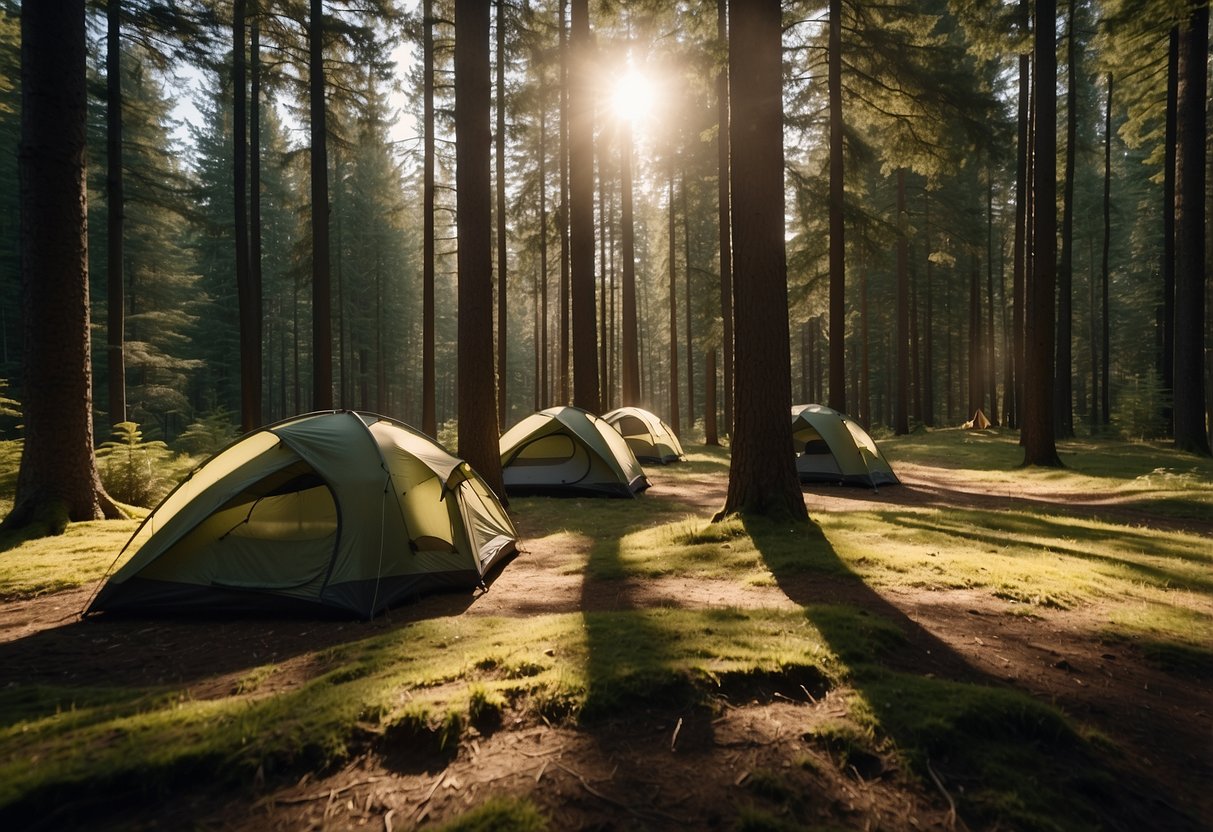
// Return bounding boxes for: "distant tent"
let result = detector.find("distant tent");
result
[791,404,899,488]
[962,409,992,430]
[602,406,685,464]
[85,411,517,619]
[500,406,649,497]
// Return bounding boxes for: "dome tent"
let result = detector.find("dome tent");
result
[85,411,517,619]
[602,406,685,464]
[791,404,899,488]
[499,406,649,497]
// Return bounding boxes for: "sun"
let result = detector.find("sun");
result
[609,68,655,124]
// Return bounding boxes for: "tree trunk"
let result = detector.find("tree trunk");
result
[250,5,264,426]
[1009,43,1030,430]
[495,0,509,426]
[1101,73,1112,427]
[667,170,680,434]
[1023,0,1062,466]
[1054,0,1078,439]
[682,170,695,435]
[568,0,599,412]
[968,256,984,418]
[619,117,640,406]
[106,0,126,428]
[827,0,846,413]
[986,170,1000,425]
[1172,1,1210,455]
[558,0,570,405]
[716,0,733,438]
[705,348,719,445]
[894,169,910,435]
[859,240,870,428]
[5,0,120,535]
[309,0,332,411]
[716,0,806,523]
[538,80,550,409]
[599,158,609,410]
[456,0,506,493]
[422,0,437,435]
[1162,29,1178,431]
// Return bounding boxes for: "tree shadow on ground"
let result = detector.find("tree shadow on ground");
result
[742,515,1202,832]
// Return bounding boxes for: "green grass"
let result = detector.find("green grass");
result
[0,432,1210,828]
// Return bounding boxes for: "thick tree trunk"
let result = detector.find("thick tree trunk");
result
[827,0,846,414]
[1162,29,1178,431]
[309,0,332,411]
[1009,46,1030,430]
[106,0,126,428]
[1172,1,1210,455]
[234,0,262,431]
[538,84,550,409]
[5,0,120,534]
[568,0,599,412]
[1023,0,1062,466]
[986,171,1000,425]
[455,0,506,494]
[968,257,984,418]
[716,0,806,523]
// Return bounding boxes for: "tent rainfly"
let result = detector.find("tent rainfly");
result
[791,404,899,488]
[499,406,649,497]
[85,411,517,619]
[602,406,685,464]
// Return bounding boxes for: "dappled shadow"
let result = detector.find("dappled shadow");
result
[0,583,492,701]
[743,515,1200,832]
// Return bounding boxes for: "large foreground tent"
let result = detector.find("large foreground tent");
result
[500,406,649,497]
[86,411,517,619]
[791,404,899,488]
[602,407,685,464]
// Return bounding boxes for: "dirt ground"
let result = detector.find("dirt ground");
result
[2,462,1211,831]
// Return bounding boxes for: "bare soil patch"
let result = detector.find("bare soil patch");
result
[2,461,1210,830]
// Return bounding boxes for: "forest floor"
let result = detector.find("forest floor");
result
[2,444,1211,831]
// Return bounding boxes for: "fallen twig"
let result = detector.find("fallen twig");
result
[670,717,683,751]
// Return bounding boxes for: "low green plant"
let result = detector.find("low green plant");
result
[433,796,549,832]
[95,422,176,507]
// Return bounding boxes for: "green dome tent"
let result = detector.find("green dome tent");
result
[500,406,649,497]
[791,404,899,488]
[602,406,685,464]
[85,411,517,619]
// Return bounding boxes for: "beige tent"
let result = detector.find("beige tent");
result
[500,406,649,497]
[86,411,516,619]
[791,404,899,488]
[602,407,685,464]
[963,409,992,430]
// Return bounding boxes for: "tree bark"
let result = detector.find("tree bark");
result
[309,0,332,411]
[1172,1,1210,455]
[106,0,126,428]
[250,4,264,426]
[716,0,733,438]
[705,348,719,445]
[894,169,910,435]
[1023,0,1062,466]
[827,0,846,414]
[1162,29,1178,431]
[716,0,806,523]
[668,170,680,434]
[1101,73,1112,427]
[456,0,506,494]
[5,0,120,534]
[1054,0,1078,439]
[422,0,437,435]
[568,0,599,412]
[682,170,695,435]
[619,117,640,406]
[558,0,570,405]
[495,0,509,426]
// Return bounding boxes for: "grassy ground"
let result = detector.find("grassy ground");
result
[0,431,1209,830]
